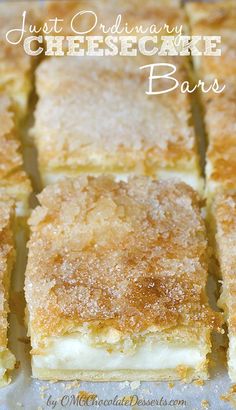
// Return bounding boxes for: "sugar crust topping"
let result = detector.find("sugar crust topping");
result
[33,56,196,173]
[25,176,218,338]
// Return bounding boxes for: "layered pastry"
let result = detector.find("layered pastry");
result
[214,193,236,381]
[186,1,236,84]
[0,2,40,119]
[0,94,31,217]
[32,56,203,192]
[0,199,16,386]
[25,176,220,381]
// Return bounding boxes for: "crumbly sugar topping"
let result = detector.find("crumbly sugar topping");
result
[25,176,217,337]
[33,56,195,172]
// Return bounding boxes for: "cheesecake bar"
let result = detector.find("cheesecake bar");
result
[25,176,220,381]
[0,94,31,217]
[32,55,202,192]
[205,86,236,200]
[186,1,236,84]
[0,199,16,386]
[0,2,40,119]
[214,193,236,381]
[186,1,236,200]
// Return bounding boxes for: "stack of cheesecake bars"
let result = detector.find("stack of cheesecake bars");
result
[0,0,235,386]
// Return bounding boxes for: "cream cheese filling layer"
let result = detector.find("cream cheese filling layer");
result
[42,169,203,192]
[32,335,206,371]
[42,171,130,186]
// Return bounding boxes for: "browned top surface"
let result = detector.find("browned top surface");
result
[33,56,197,174]
[25,176,217,338]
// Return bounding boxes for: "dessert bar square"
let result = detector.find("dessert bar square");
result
[186,1,236,200]
[205,87,236,199]
[25,176,219,381]
[0,199,16,386]
[32,56,202,192]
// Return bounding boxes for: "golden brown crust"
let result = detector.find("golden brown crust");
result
[0,199,15,349]
[214,194,236,331]
[25,176,219,339]
[33,56,199,175]
[206,85,236,192]
[0,94,31,206]
[32,364,209,382]
[186,1,236,83]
